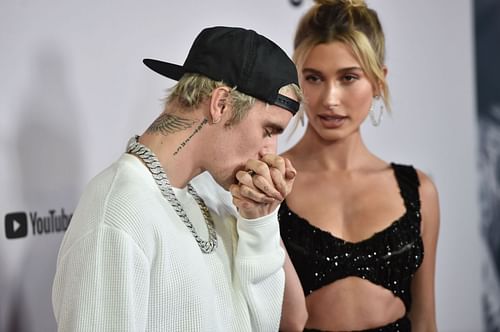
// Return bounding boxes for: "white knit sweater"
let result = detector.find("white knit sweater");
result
[52,153,285,331]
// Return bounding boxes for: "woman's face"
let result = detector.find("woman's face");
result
[300,41,375,141]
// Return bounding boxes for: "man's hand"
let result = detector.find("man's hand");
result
[229,154,296,219]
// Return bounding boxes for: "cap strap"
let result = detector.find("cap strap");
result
[275,94,300,115]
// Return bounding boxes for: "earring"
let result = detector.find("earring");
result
[369,96,384,127]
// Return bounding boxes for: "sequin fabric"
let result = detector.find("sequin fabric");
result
[278,163,424,313]
[303,316,410,332]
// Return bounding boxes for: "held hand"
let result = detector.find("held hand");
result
[229,154,296,219]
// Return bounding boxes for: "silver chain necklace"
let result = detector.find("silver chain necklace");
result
[126,135,217,254]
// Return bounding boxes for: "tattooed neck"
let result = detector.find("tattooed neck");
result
[173,118,208,156]
[146,112,197,135]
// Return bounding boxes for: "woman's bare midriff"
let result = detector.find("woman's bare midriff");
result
[304,277,406,331]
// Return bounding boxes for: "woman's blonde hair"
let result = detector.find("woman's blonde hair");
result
[294,0,390,112]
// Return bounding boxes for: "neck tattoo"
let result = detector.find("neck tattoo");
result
[146,113,197,135]
[126,135,217,254]
[173,118,208,156]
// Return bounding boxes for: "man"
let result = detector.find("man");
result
[52,26,301,331]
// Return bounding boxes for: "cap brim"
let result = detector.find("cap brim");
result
[143,58,185,81]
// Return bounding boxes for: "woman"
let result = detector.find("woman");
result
[278,0,440,331]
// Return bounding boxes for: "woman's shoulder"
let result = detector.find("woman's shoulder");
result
[408,166,440,232]
[391,163,440,234]
[413,167,439,201]
[390,163,439,207]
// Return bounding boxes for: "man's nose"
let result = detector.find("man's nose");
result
[258,137,278,158]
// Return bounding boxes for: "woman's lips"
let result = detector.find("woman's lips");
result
[318,114,347,128]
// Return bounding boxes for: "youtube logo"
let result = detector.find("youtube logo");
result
[5,212,28,239]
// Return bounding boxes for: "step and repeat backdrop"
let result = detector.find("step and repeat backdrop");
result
[0,0,489,331]
[475,0,500,330]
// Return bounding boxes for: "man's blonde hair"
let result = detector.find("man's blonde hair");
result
[166,73,301,125]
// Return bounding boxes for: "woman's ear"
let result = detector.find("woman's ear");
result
[380,66,388,94]
[209,86,230,124]
[373,66,388,96]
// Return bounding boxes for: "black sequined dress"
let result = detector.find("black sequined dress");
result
[279,163,424,332]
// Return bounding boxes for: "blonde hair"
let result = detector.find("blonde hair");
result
[166,73,301,126]
[294,0,390,112]
[165,73,255,125]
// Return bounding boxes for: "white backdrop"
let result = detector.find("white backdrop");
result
[0,1,481,331]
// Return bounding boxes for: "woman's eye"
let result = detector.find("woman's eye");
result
[264,129,273,138]
[342,74,358,83]
[304,74,321,83]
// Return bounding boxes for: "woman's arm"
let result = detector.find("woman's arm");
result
[280,240,308,331]
[409,170,440,332]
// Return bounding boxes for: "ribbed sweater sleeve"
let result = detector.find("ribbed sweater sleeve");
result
[191,172,287,331]
[52,157,154,331]
[52,224,150,331]
[235,208,286,332]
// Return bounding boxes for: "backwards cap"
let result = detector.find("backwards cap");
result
[143,26,299,114]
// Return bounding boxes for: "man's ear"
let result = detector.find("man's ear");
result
[209,86,230,124]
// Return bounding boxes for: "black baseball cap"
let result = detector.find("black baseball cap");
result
[143,26,300,115]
